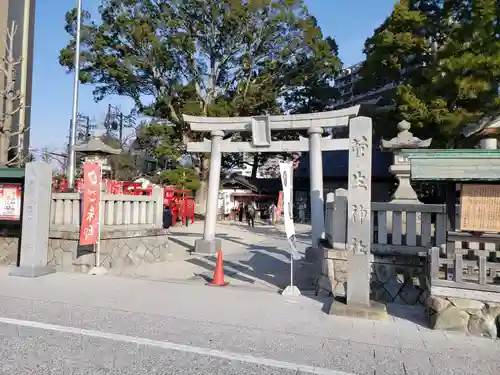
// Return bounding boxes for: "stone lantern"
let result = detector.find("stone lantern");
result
[73,136,121,180]
[381,120,432,203]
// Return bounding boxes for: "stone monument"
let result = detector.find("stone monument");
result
[184,106,362,254]
[346,117,373,306]
[329,116,387,319]
[10,162,55,278]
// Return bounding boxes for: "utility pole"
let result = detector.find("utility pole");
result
[67,0,83,188]
[65,113,94,176]
[105,104,135,145]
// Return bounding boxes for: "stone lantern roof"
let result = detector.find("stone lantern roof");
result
[380,120,432,150]
[73,136,121,156]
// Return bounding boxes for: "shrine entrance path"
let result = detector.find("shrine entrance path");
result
[107,221,317,292]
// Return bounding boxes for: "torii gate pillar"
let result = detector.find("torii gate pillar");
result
[195,130,224,254]
[308,126,325,248]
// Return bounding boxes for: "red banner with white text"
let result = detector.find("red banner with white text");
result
[79,163,101,246]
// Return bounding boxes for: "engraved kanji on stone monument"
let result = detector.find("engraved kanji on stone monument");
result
[351,204,368,223]
[347,116,373,306]
[349,238,368,254]
[352,171,368,190]
[352,136,369,157]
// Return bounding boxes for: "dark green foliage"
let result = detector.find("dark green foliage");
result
[358,0,500,146]
[59,0,341,186]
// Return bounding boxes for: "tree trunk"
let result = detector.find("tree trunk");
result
[251,154,260,179]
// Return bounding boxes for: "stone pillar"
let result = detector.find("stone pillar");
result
[195,130,224,254]
[10,162,56,278]
[308,126,324,248]
[332,188,348,249]
[152,187,164,228]
[346,116,372,306]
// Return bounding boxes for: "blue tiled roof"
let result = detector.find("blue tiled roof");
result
[294,150,393,179]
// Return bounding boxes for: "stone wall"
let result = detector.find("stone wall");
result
[427,296,500,338]
[49,227,172,273]
[371,255,428,305]
[0,226,19,266]
[0,227,175,274]
[317,246,428,306]
[0,237,18,265]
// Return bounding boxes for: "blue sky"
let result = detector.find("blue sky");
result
[30,0,396,152]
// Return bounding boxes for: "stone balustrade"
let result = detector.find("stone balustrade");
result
[50,188,164,230]
[0,187,171,274]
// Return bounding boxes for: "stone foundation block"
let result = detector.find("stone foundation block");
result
[329,297,388,320]
[427,295,500,339]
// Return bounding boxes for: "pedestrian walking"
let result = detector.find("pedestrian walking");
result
[247,201,256,227]
[163,205,173,234]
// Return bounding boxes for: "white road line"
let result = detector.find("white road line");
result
[0,316,356,375]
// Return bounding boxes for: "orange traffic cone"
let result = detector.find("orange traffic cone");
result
[208,250,229,287]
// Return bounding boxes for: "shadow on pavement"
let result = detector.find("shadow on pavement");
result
[168,232,236,254]
[168,223,315,292]
[168,237,195,253]
[387,303,428,327]
[169,232,231,238]
[217,221,312,241]
[185,242,315,292]
[187,257,257,285]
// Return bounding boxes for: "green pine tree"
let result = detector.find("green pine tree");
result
[358,0,500,146]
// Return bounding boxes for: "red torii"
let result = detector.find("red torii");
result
[164,188,194,226]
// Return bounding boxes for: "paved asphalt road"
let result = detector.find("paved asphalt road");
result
[0,270,498,374]
[0,322,332,375]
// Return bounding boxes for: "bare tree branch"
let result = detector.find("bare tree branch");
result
[0,21,30,168]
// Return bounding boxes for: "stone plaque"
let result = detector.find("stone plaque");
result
[251,116,272,147]
[460,184,500,232]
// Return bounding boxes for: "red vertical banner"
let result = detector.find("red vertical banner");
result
[79,163,101,246]
[276,191,283,218]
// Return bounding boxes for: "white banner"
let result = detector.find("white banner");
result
[279,162,301,260]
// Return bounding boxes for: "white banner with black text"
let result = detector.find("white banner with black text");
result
[279,162,301,260]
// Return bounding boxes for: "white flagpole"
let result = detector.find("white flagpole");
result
[281,161,301,297]
[67,0,83,188]
[89,160,107,275]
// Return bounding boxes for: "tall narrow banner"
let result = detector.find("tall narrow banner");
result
[79,163,101,246]
[279,162,301,260]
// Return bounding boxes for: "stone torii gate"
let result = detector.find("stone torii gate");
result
[183,105,365,255]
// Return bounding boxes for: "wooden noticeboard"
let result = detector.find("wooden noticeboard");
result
[460,184,500,232]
